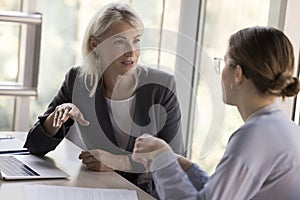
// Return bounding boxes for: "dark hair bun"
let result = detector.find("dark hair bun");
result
[268,74,300,97]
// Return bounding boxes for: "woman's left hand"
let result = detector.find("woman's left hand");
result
[79,149,130,171]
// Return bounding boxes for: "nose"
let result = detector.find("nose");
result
[124,50,134,57]
[123,43,135,57]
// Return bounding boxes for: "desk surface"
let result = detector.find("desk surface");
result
[0,132,155,200]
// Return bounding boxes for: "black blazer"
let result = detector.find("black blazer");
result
[24,66,183,156]
[24,66,184,197]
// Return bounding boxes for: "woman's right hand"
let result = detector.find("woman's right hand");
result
[132,134,172,169]
[43,103,89,136]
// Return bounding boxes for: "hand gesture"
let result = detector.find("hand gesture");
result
[132,134,172,168]
[43,103,89,136]
[51,103,90,128]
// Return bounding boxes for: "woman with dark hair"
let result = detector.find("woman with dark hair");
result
[24,3,183,197]
[133,26,300,200]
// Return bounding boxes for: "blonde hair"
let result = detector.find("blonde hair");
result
[80,2,144,96]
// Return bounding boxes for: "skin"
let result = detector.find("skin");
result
[132,134,194,172]
[43,21,142,172]
[94,21,141,100]
[132,48,278,171]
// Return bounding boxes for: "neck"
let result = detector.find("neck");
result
[237,94,276,121]
[232,78,277,121]
[103,71,136,100]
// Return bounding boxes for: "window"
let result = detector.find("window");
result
[0,0,41,131]
[188,0,271,174]
[0,21,19,83]
[0,1,21,130]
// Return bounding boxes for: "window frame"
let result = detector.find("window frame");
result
[292,48,300,125]
[0,0,42,131]
[0,11,42,96]
[174,0,202,157]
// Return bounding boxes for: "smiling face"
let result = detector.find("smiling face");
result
[92,21,141,76]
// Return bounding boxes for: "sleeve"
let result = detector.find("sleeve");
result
[23,67,78,156]
[150,151,199,200]
[157,76,184,155]
[186,163,209,191]
[151,152,261,200]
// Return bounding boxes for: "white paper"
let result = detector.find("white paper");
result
[24,185,138,200]
[0,137,27,153]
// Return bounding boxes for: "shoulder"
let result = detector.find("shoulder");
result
[61,66,82,85]
[65,66,81,78]
[228,118,277,155]
[137,65,174,80]
[230,110,296,143]
[137,65,176,90]
[58,66,82,95]
[237,110,299,141]
[226,110,300,164]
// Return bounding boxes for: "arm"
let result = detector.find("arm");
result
[177,155,208,191]
[133,135,261,200]
[177,155,193,172]
[151,152,200,200]
[152,154,261,200]
[24,67,78,155]
[133,135,200,199]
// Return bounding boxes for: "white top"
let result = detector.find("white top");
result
[106,95,136,150]
[151,103,300,200]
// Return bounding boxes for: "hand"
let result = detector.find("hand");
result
[78,150,114,172]
[132,134,172,168]
[43,103,90,136]
[78,149,131,172]
[51,103,90,128]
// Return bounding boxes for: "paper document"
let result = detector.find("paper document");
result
[24,185,138,200]
[0,137,28,154]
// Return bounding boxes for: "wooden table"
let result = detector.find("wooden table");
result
[0,132,156,200]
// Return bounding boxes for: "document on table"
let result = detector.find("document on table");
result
[0,137,28,154]
[24,185,138,200]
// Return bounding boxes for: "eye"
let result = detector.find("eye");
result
[133,38,140,44]
[114,40,125,45]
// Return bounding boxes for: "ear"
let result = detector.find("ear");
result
[234,65,243,85]
[89,36,98,50]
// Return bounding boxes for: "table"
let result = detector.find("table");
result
[0,132,156,200]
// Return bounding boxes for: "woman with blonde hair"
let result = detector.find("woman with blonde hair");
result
[24,3,183,197]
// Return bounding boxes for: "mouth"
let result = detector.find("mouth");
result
[120,60,135,67]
